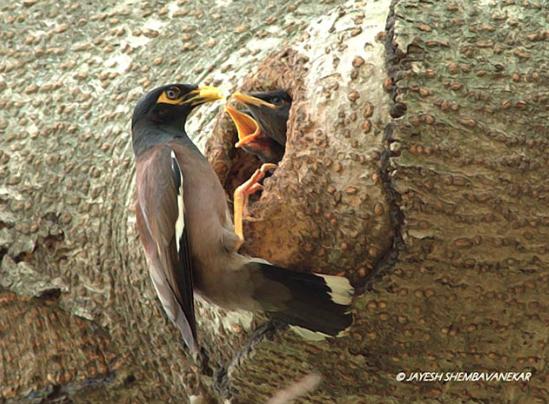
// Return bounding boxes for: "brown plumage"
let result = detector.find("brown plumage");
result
[131,84,354,358]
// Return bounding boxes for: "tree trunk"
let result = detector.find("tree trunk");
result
[1,0,546,402]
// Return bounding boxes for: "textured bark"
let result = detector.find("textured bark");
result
[1,0,547,402]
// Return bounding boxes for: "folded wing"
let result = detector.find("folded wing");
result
[135,146,197,354]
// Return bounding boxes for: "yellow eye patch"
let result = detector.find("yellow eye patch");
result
[157,91,184,105]
[155,86,222,106]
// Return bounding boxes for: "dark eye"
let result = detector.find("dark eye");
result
[270,96,281,104]
[166,87,180,100]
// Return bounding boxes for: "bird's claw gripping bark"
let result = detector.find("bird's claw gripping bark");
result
[233,163,277,243]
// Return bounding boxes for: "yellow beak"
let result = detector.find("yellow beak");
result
[186,86,224,105]
[232,91,276,109]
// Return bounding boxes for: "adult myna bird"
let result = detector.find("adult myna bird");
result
[131,84,353,358]
[225,90,291,164]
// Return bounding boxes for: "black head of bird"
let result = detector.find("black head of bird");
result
[225,90,292,163]
[132,83,223,156]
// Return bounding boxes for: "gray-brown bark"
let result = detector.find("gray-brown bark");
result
[1,0,547,402]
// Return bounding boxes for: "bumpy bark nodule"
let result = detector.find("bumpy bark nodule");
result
[0,0,546,402]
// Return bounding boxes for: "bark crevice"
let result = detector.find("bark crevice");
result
[213,320,280,399]
[362,0,407,292]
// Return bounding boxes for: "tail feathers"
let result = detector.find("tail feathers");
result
[250,262,354,338]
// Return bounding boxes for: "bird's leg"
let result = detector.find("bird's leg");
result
[234,163,277,243]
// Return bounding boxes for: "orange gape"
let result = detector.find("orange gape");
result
[225,104,262,147]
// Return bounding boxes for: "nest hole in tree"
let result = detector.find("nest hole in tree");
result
[222,89,291,203]
[205,47,394,283]
[207,49,308,204]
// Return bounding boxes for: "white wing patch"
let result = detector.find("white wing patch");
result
[289,325,328,341]
[170,150,185,252]
[290,324,350,340]
[316,274,354,305]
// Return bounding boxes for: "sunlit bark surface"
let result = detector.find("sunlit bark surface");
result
[0,0,547,402]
